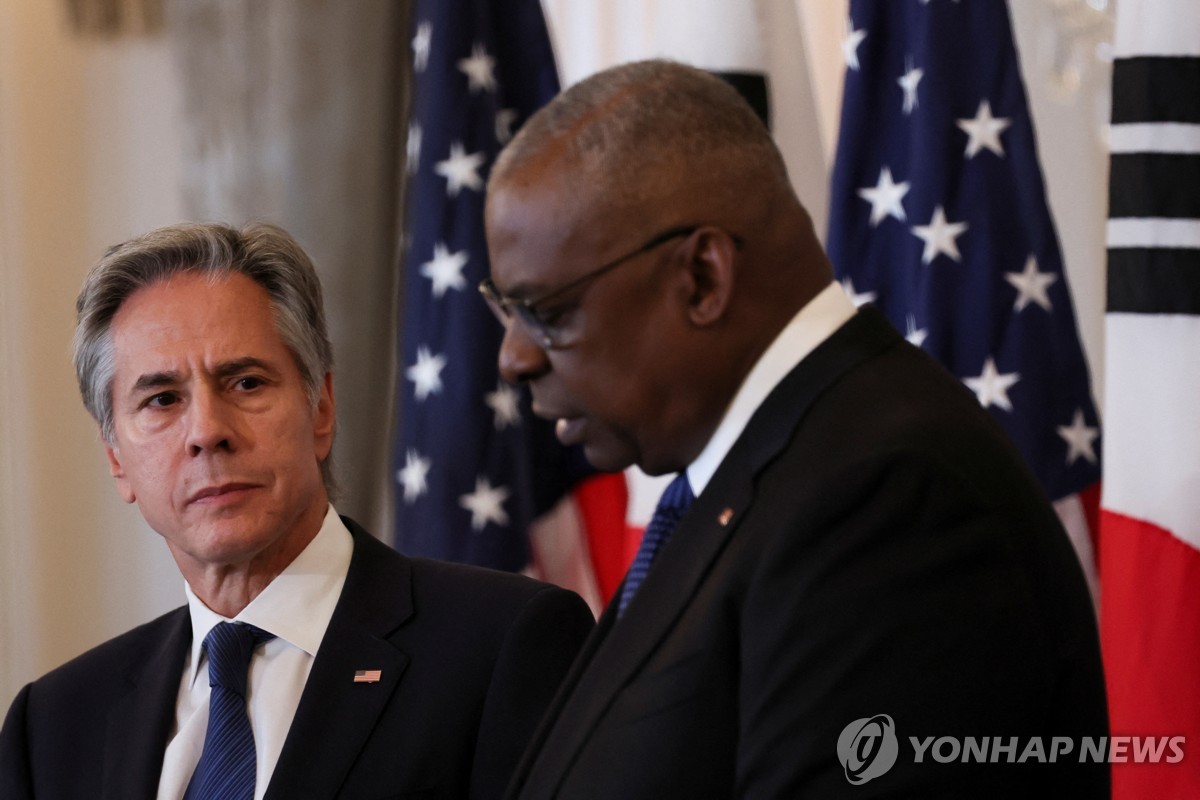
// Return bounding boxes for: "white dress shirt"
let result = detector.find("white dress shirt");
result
[156,505,354,800]
[686,281,857,496]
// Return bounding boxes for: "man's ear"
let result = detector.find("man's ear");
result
[104,440,137,504]
[685,227,738,327]
[313,372,336,462]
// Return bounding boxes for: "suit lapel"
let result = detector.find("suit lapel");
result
[101,608,190,800]
[265,521,414,799]
[515,464,757,800]
[515,309,901,798]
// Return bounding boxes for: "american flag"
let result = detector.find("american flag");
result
[395,0,595,571]
[827,0,1102,585]
[353,669,383,684]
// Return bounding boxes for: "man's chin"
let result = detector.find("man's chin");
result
[161,523,273,570]
[580,441,638,475]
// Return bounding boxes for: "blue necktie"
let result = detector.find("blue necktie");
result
[618,473,695,618]
[184,622,275,800]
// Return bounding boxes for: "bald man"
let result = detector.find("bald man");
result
[480,61,1108,798]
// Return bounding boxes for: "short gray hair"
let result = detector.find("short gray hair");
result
[73,221,338,494]
[490,59,793,210]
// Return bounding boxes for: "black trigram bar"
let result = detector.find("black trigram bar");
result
[1112,56,1200,124]
[1108,247,1200,315]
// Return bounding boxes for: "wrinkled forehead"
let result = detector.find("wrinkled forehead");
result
[109,272,279,356]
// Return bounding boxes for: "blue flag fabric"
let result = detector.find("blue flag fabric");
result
[827,0,1101,504]
[396,0,590,569]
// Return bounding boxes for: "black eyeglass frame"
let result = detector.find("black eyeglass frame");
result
[479,224,740,349]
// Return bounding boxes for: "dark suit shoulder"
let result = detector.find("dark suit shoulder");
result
[25,606,188,700]
[343,516,590,632]
[2,606,189,799]
[408,555,574,607]
[762,331,1092,619]
[403,556,593,650]
[784,326,1041,506]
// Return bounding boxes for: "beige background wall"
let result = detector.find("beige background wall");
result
[0,0,186,703]
[0,0,1111,707]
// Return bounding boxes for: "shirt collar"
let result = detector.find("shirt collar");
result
[686,281,857,496]
[183,505,354,688]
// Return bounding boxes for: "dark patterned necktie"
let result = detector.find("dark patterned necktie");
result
[184,622,275,800]
[617,473,695,618]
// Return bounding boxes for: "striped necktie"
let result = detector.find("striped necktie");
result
[184,622,275,800]
[618,473,694,618]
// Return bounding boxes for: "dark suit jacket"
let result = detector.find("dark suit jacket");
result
[0,518,594,799]
[507,308,1108,799]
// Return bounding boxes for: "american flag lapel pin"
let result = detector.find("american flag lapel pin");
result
[353,669,383,684]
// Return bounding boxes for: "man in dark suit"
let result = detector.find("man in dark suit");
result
[482,60,1109,798]
[0,222,593,799]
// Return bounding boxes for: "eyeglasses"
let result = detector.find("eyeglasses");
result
[479,224,699,349]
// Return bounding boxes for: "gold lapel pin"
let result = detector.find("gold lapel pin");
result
[718,508,734,526]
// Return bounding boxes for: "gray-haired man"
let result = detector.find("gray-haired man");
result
[0,222,592,799]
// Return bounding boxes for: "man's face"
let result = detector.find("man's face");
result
[103,272,334,573]
[485,172,697,476]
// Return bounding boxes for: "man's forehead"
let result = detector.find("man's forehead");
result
[115,270,266,314]
[488,169,583,250]
[489,157,651,245]
[108,273,283,367]
[490,158,583,220]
